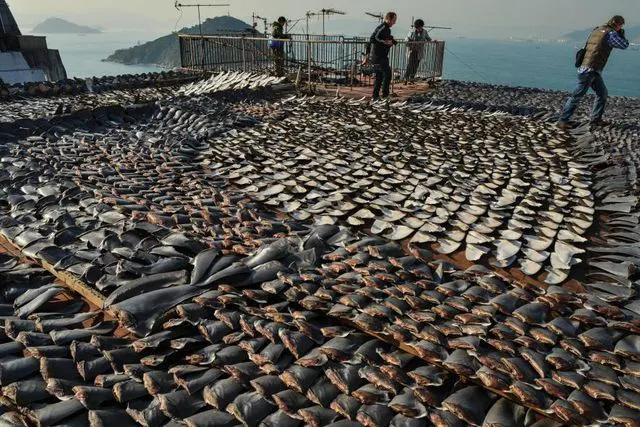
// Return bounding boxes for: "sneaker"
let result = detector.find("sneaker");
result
[590,119,609,127]
[556,121,572,130]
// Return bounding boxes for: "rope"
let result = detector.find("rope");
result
[174,7,184,33]
[445,46,490,82]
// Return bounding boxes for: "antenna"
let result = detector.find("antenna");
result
[305,10,316,37]
[286,17,305,34]
[252,12,268,35]
[319,8,345,36]
[365,12,384,24]
[425,25,453,31]
[174,1,231,71]
[175,2,231,37]
[306,8,346,36]
[423,24,452,39]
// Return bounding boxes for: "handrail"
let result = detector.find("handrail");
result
[178,33,445,90]
[178,33,443,47]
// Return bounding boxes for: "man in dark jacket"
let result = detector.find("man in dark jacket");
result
[270,16,289,77]
[558,15,628,129]
[364,12,398,100]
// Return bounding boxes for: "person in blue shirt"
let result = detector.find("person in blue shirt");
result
[558,15,629,129]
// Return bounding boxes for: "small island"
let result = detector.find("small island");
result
[32,18,101,34]
[103,16,253,68]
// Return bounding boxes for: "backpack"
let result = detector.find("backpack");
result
[575,27,598,68]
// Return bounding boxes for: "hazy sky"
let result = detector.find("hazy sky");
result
[8,0,640,38]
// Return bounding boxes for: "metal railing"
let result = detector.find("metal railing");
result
[178,33,445,88]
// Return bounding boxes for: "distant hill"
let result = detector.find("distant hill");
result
[103,16,254,68]
[33,18,101,34]
[561,25,640,43]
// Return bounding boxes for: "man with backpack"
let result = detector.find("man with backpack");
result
[363,12,398,101]
[557,15,629,130]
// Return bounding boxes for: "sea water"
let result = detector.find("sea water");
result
[28,30,166,79]
[28,31,640,98]
[443,38,640,97]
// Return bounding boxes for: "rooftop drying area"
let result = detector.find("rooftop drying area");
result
[0,71,637,426]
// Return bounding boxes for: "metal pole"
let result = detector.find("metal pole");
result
[242,38,246,72]
[390,44,395,97]
[350,45,356,89]
[307,14,312,90]
[175,2,231,72]
[199,5,205,72]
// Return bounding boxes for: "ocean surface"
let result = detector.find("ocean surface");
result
[442,38,640,98]
[28,31,640,98]
[27,30,166,79]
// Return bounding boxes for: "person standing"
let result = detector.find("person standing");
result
[558,15,629,129]
[364,12,398,100]
[404,19,432,82]
[270,16,289,77]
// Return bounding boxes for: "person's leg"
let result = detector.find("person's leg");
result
[278,49,286,76]
[589,73,608,122]
[403,56,411,81]
[381,63,392,98]
[274,48,285,76]
[271,48,279,75]
[372,64,383,99]
[411,59,421,80]
[404,52,418,80]
[559,72,594,123]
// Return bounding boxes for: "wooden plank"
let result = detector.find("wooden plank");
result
[0,237,137,339]
[0,236,106,309]
[40,259,106,308]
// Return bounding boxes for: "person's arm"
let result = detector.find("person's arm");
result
[607,30,629,50]
[407,31,417,48]
[373,24,394,46]
[373,24,386,44]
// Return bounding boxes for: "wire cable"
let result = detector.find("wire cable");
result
[174,7,184,33]
[445,45,490,82]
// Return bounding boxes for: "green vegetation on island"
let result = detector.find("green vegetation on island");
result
[103,16,254,68]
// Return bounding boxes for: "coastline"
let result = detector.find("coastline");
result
[38,33,640,97]
[100,58,170,71]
